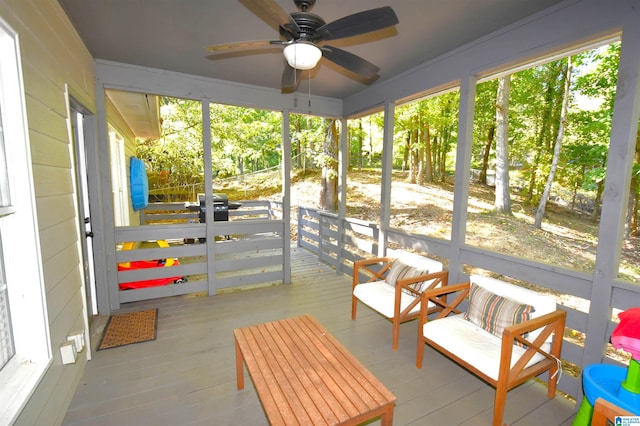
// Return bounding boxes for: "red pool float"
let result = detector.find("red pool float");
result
[117,258,186,290]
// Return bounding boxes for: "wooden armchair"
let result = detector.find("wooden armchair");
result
[352,250,448,350]
[416,274,566,426]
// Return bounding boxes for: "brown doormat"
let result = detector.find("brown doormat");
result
[98,309,158,350]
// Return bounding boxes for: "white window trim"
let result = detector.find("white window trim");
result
[109,126,130,226]
[0,19,51,425]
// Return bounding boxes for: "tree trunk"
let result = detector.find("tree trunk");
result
[400,131,408,171]
[417,145,425,186]
[357,120,363,170]
[424,123,433,183]
[320,119,339,211]
[410,116,419,184]
[625,133,640,237]
[526,63,564,204]
[368,115,375,167]
[591,174,603,222]
[535,58,572,228]
[495,75,512,214]
[479,124,495,184]
[293,115,302,169]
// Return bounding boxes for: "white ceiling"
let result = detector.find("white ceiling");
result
[59,0,567,100]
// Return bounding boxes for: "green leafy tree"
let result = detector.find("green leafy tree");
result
[210,103,282,177]
[473,80,498,184]
[319,119,339,211]
[535,57,573,228]
[136,97,204,200]
[510,61,566,205]
[571,43,620,223]
[495,75,512,215]
[394,91,459,184]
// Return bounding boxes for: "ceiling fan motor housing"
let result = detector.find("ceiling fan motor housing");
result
[281,12,325,42]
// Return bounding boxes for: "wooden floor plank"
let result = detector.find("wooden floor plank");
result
[63,245,577,426]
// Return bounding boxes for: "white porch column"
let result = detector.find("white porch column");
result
[282,109,292,284]
[202,100,216,296]
[337,117,348,273]
[379,100,395,257]
[449,74,477,283]
[583,23,640,367]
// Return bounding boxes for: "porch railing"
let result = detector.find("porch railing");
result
[139,199,279,224]
[113,200,286,304]
[296,205,637,402]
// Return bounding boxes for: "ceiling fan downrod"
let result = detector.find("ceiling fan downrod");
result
[293,0,316,12]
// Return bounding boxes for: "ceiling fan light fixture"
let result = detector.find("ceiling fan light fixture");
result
[283,42,322,70]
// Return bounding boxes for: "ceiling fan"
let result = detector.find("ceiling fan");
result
[206,0,399,92]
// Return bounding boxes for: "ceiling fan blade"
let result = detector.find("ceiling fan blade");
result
[315,6,398,41]
[321,46,380,78]
[207,40,283,53]
[239,0,300,36]
[281,64,302,92]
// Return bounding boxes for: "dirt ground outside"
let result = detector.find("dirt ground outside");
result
[219,167,640,284]
[217,167,639,369]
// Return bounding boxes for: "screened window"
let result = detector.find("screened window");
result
[0,79,13,372]
[0,18,50,423]
[0,106,9,209]
[0,236,12,370]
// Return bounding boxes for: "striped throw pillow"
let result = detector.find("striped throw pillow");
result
[386,259,430,295]
[464,283,535,340]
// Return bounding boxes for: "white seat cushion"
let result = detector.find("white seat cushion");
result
[354,253,443,318]
[354,281,436,318]
[422,314,548,381]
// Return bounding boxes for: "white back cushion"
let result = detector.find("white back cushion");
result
[388,250,443,273]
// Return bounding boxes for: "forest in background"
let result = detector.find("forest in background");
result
[133,40,640,281]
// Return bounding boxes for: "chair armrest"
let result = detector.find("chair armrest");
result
[418,281,471,323]
[393,271,448,318]
[395,270,449,297]
[504,309,566,341]
[500,309,567,378]
[352,256,395,288]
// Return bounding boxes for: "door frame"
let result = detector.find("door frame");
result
[67,91,111,353]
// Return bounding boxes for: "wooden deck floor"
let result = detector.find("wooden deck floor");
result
[63,245,578,426]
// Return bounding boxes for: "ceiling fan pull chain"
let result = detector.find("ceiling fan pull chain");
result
[308,70,312,111]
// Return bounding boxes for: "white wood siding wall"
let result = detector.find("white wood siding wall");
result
[106,98,139,226]
[0,1,96,425]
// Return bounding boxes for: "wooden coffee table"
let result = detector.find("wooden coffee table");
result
[234,314,396,425]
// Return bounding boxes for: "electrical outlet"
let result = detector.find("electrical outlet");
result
[67,331,85,352]
[60,341,78,364]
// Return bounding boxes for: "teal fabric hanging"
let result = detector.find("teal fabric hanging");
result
[130,157,148,211]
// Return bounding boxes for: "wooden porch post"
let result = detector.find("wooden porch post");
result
[449,74,477,284]
[282,109,291,284]
[337,117,348,274]
[95,81,120,313]
[379,101,395,257]
[583,26,640,368]
[202,100,216,296]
